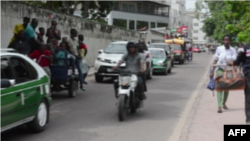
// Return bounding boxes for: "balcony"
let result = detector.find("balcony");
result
[112,1,170,17]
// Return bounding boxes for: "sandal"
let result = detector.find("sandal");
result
[217,108,223,113]
[223,105,229,110]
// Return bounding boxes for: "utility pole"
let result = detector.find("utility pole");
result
[83,0,90,18]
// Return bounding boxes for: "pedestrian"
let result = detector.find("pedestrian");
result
[78,34,89,85]
[29,42,53,76]
[54,41,76,74]
[46,20,61,50]
[67,28,85,91]
[229,43,250,125]
[37,27,45,42]
[8,30,31,55]
[210,35,237,113]
[25,18,39,54]
[9,17,30,45]
[137,41,147,93]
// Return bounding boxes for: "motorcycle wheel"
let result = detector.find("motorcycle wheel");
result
[118,95,128,121]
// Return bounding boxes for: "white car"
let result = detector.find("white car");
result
[94,41,153,82]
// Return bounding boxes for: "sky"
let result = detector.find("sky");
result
[185,0,196,10]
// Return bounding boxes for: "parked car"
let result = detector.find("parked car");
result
[148,43,174,67]
[192,47,201,53]
[149,48,172,75]
[199,46,206,52]
[94,41,153,82]
[1,50,51,133]
[170,44,185,64]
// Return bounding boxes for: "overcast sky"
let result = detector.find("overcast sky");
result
[185,0,196,10]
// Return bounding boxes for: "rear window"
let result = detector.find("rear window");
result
[170,45,181,50]
[149,49,166,58]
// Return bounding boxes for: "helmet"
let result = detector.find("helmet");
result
[126,42,137,51]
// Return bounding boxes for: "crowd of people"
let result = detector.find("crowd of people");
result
[8,17,89,91]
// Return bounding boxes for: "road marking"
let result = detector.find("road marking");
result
[167,57,214,141]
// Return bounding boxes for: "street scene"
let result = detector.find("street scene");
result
[1,1,250,141]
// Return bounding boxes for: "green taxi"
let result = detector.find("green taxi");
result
[1,51,52,133]
[149,48,172,75]
[199,46,206,52]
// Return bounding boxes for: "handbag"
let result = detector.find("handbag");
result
[215,66,245,91]
[207,78,215,91]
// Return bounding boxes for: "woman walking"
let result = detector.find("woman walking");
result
[210,35,237,113]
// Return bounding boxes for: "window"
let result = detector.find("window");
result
[193,30,199,33]
[128,4,135,12]
[143,4,149,13]
[157,23,168,28]
[194,23,199,26]
[113,19,127,29]
[137,3,142,13]
[122,3,129,11]
[129,20,135,30]
[193,37,198,40]
[1,57,13,79]
[9,57,38,84]
[151,22,156,28]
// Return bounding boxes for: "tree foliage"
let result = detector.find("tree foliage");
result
[196,1,250,43]
[20,1,115,21]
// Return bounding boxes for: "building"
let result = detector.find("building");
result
[107,1,170,30]
[162,0,193,39]
[186,9,214,44]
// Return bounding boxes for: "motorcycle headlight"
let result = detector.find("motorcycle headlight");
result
[119,76,131,86]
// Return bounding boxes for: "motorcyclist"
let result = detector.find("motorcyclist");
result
[112,42,147,101]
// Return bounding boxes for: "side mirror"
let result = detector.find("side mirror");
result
[1,79,15,88]
[98,49,103,54]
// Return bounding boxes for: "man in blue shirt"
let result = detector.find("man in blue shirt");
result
[25,18,39,53]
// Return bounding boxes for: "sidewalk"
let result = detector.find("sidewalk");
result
[181,88,245,141]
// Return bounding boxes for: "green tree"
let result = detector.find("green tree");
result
[20,1,115,21]
[196,1,250,43]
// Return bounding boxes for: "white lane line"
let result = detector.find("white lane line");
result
[167,57,214,141]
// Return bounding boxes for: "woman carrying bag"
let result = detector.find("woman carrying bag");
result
[210,35,237,113]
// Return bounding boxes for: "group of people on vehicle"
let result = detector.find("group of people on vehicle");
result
[8,17,89,91]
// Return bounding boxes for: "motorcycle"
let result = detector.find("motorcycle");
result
[113,69,143,121]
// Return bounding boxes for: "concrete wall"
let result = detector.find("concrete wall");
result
[1,2,144,66]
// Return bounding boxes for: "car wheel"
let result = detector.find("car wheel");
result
[179,60,182,64]
[27,100,49,133]
[95,74,103,83]
[167,66,172,73]
[163,67,167,75]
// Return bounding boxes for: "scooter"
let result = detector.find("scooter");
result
[113,69,143,121]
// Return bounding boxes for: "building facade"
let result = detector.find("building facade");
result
[107,1,170,30]
[186,10,212,44]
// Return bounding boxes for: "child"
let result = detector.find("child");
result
[29,42,52,76]
[78,34,89,85]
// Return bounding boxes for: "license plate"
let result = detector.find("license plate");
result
[107,68,113,72]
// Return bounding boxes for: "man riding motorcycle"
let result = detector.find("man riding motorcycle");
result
[112,42,147,101]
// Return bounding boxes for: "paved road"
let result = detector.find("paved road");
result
[2,53,213,141]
